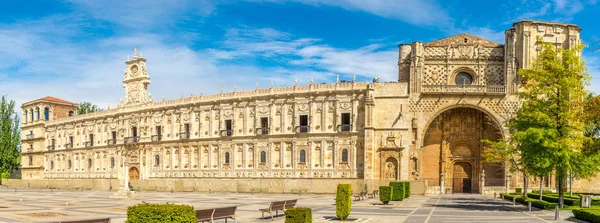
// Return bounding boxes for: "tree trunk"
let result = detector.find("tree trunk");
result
[558,171,564,208]
[539,176,543,201]
[523,174,528,199]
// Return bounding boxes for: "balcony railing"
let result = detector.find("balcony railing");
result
[106,139,117,145]
[338,124,352,132]
[255,127,269,135]
[124,136,140,144]
[151,135,162,142]
[26,134,34,140]
[84,141,94,147]
[179,132,190,140]
[421,85,506,95]
[220,130,233,137]
[47,145,55,150]
[295,126,310,133]
[64,143,73,149]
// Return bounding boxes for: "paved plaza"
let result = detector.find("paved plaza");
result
[0,187,584,223]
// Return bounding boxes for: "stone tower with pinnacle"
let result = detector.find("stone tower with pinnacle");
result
[119,48,153,107]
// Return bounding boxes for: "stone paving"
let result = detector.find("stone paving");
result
[0,187,585,223]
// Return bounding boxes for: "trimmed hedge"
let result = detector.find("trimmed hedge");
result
[403,181,411,198]
[126,202,196,223]
[499,193,556,210]
[573,209,600,223]
[379,186,392,205]
[285,207,312,223]
[515,188,522,194]
[0,172,9,185]
[335,184,352,221]
[389,182,404,201]
[527,193,579,206]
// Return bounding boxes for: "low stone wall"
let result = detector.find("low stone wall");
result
[2,178,400,194]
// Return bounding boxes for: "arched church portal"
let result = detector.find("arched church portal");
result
[421,107,505,194]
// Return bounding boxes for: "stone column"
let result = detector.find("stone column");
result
[480,169,486,194]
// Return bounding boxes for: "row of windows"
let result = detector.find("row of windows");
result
[152,149,350,166]
[47,157,115,170]
[49,114,353,149]
[24,108,74,122]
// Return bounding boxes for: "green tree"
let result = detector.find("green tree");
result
[511,39,591,208]
[77,101,102,114]
[0,95,21,176]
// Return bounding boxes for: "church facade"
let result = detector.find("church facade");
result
[19,20,597,194]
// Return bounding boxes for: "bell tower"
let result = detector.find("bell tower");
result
[119,48,152,107]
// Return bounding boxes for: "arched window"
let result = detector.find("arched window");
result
[30,109,34,121]
[50,161,54,170]
[36,107,40,120]
[25,111,28,122]
[88,159,92,169]
[44,107,50,120]
[225,152,230,164]
[300,150,306,163]
[68,160,72,169]
[260,151,266,163]
[68,111,74,117]
[342,149,349,163]
[155,155,160,166]
[111,157,115,168]
[455,72,473,85]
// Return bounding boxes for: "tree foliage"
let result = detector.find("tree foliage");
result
[510,38,594,207]
[77,101,102,115]
[0,95,21,176]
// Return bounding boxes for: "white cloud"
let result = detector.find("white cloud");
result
[253,0,452,27]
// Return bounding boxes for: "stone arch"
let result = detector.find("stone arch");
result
[420,105,505,193]
[420,104,506,147]
[129,167,139,180]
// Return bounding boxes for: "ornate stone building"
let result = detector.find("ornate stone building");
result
[19,20,596,194]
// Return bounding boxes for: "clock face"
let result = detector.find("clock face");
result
[130,65,139,77]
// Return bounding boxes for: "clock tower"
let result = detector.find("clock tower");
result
[119,48,153,108]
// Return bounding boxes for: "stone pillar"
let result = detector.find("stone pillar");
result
[440,172,445,194]
[506,172,511,193]
[480,169,486,194]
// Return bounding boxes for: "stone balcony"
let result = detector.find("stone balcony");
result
[421,85,506,95]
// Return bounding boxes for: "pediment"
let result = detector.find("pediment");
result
[424,33,502,48]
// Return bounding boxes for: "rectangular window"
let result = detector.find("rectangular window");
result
[28,155,33,166]
[260,117,269,135]
[112,131,117,141]
[155,126,162,141]
[225,120,232,136]
[69,136,74,146]
[89,134,94,146]
[299,115,309,133]
[185,123,190,136]
[341,113,351,132]
[51,139,55,146]
[132,127,137,137]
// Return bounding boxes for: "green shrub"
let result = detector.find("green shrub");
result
[403,181,411,198]
[573,209,600,223]
[501,193,557,210]
[515,188,522,194]
[285,207,312,223]
[335,184,352,220]
[0,172,9,185]
[379,186,392,205]
[389,182,404,201]
[126,202,196,223]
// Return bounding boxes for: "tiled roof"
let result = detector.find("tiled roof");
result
[25,96,76,105]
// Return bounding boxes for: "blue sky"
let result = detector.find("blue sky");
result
[1,0,599,110]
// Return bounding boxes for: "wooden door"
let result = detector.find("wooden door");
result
[452,162,472,193]
[129,167,139,180]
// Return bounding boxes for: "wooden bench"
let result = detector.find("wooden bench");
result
[259,200,286,220]
[45,218,111,223]
[368,190,379,198]
[196,206,237,223]
[283,199,297,210]
[353,191,367,201]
